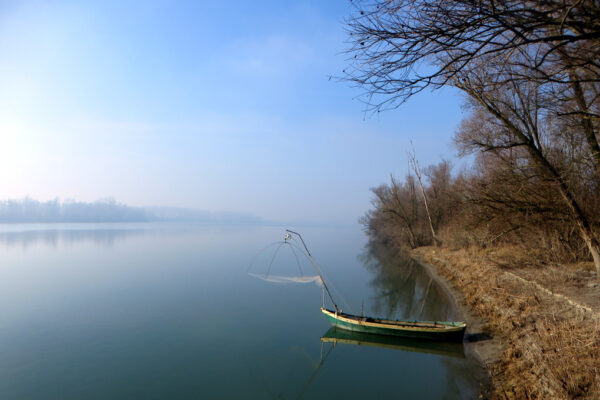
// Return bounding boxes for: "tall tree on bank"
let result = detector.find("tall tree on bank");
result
[408,146,442,246]
[345,0,600,273]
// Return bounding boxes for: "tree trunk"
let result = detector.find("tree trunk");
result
[553,173,600,276]
[526,138,600,275]
[570,77,600,175]
[408,149,442,246]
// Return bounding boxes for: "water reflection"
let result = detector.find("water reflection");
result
[360,240,460,321]
[0,226,150,249]
[247,327,475,400]
[320,327,465,359]
[244,342,331,400]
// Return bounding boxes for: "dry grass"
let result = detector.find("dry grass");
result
[413,246,600,399]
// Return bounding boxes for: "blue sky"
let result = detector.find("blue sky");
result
[0,0,465,224]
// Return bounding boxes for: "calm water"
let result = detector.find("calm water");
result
[0,223,483,399]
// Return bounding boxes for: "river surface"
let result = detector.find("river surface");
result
[0,223,483,399]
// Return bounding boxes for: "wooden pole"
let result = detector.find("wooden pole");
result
[286,229,340,313]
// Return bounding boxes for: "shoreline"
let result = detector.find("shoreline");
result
[412,251,501,397]
[414,254,503,365]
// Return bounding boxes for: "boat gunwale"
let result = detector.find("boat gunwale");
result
[321,308,466,332]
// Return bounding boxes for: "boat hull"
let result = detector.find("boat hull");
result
[321,308,466,342]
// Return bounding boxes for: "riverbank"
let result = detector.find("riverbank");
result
[413,253,503,380]
[412,245,599,399]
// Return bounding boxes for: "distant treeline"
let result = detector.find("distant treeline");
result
[0,198,262,224]
[0,198,149,223]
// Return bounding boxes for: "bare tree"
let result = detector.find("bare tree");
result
[345,0,600,107]
[407,146,441,246]
[366,175,423,249]
[345,0,600,174]
[346,0,600,273]
[454,60,600,271]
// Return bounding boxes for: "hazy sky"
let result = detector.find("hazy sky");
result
[0,0,465,225]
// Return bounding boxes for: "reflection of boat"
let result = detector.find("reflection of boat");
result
[321,308,466,342]
[285,230,467,342]
[320,327,465,359]
[249,326,465,400]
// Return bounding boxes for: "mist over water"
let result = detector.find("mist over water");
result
[0,223,483,399]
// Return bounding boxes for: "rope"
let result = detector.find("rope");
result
[284,241,305,276]
[285,236,354,314]
[317,263,354,314]
[265,242,285,278]
[248,240,305,278]
[246,241,285,273]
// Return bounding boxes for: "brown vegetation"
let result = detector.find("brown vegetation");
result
[414,246,600,399]
[361,151,600,268]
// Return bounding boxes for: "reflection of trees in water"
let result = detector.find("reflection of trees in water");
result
[360,240,460,321]
[0,228,149,250]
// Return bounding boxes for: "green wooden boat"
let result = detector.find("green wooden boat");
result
[284,230,467,343]
[321,308,466,342]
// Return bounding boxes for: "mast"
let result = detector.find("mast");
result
[285,229,339,313]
